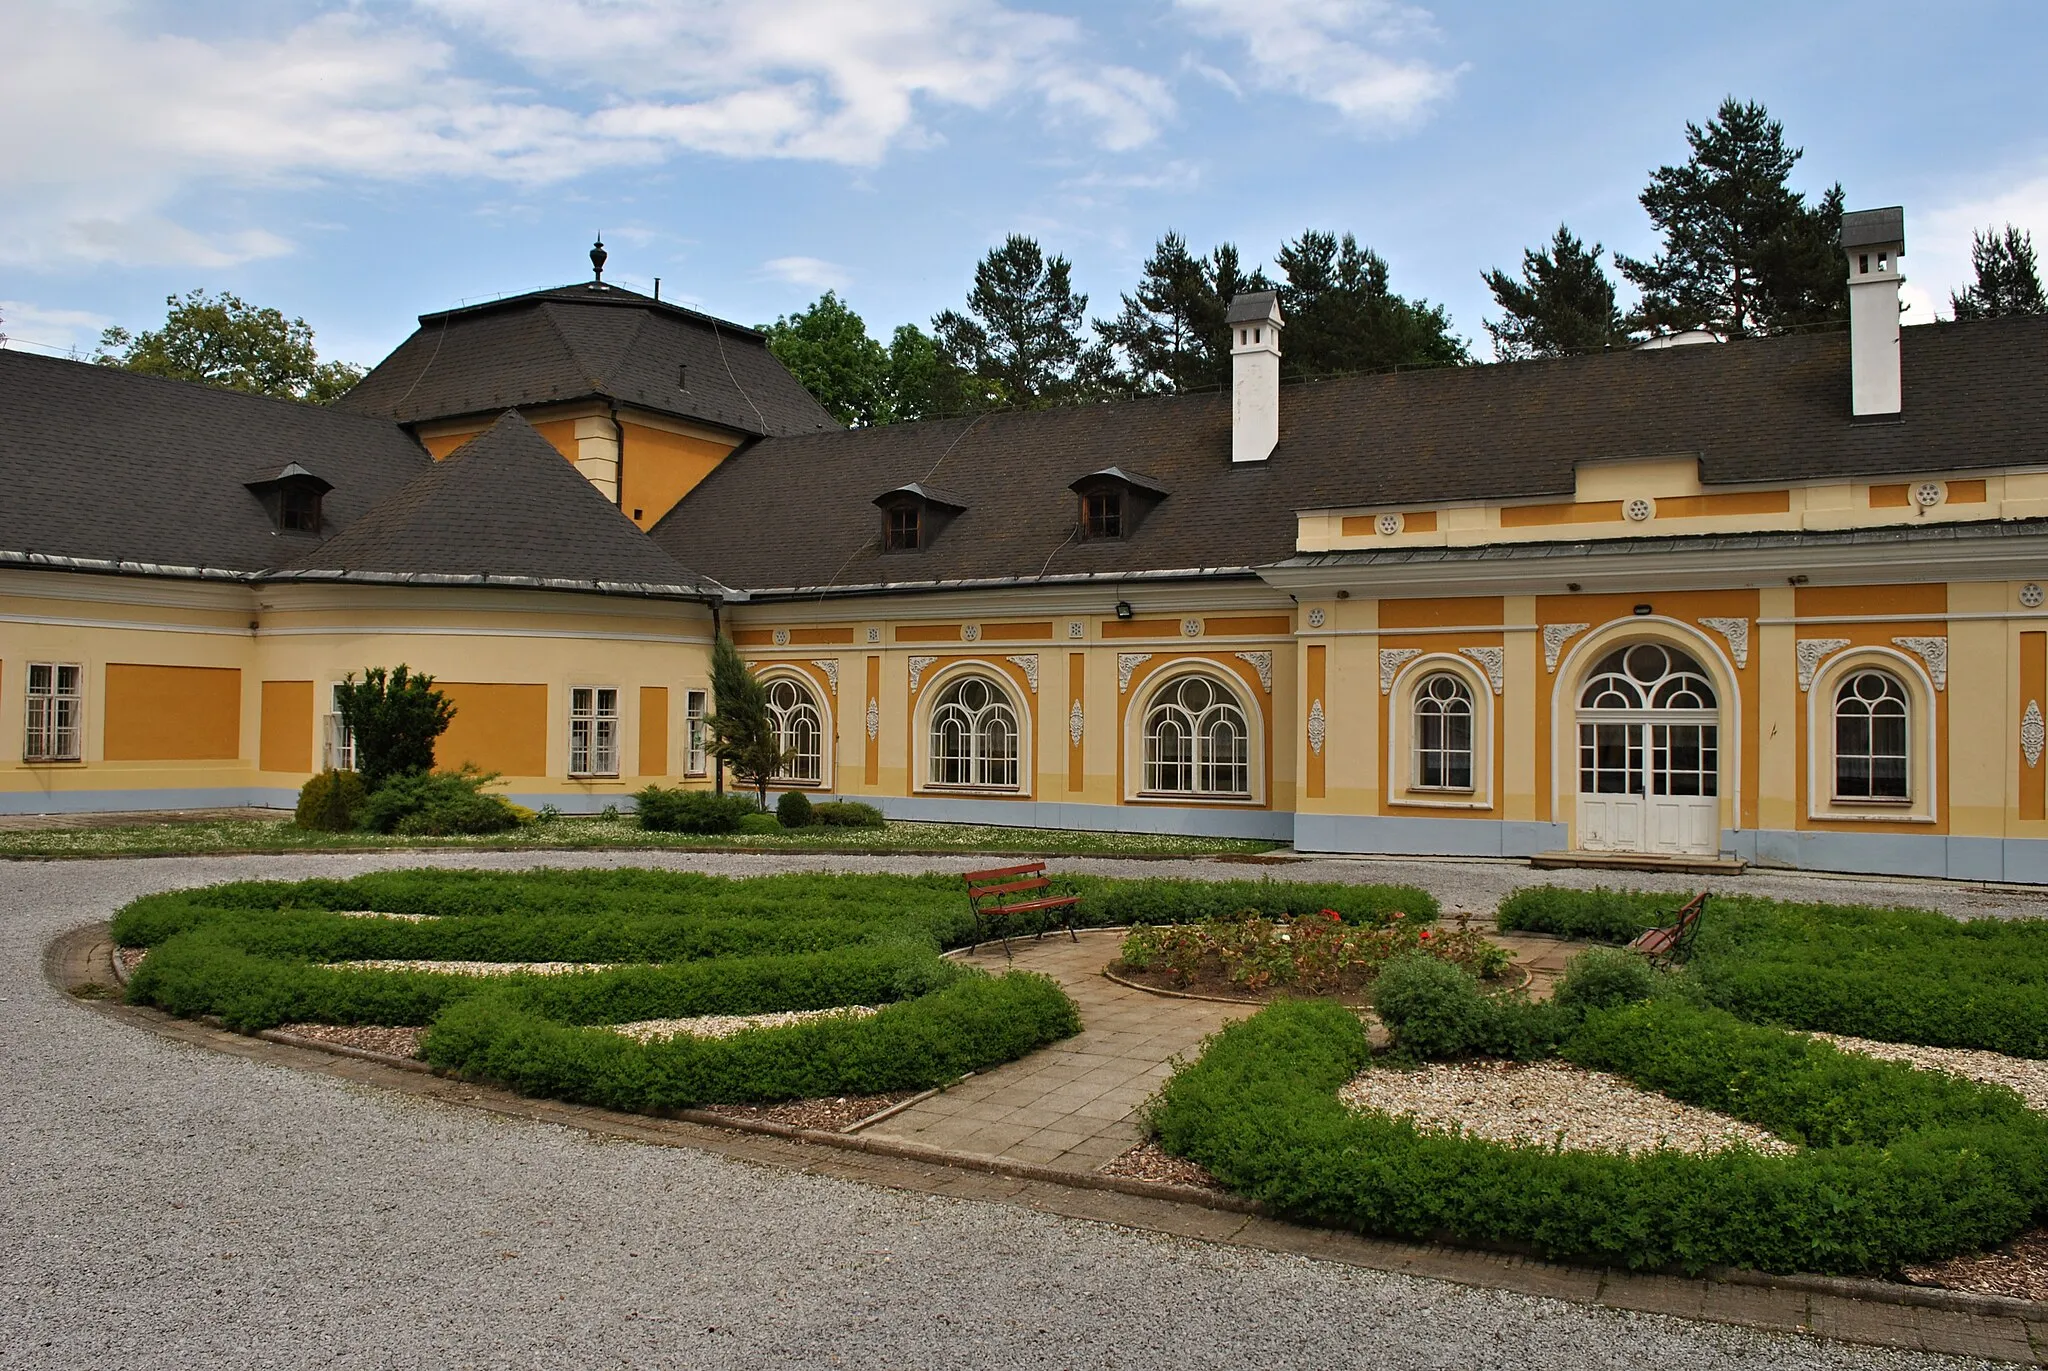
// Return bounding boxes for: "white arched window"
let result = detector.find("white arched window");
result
[1142,674,1250,796]
[1834,669,1909,800]
[1413,672,1474,789]
[766,677,823,784]
[929,676,1019,788]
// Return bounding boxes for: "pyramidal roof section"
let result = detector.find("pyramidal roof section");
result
[273,411,723,599]
[336,281,839,439]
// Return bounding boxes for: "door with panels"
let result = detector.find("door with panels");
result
[1574,642,1720,855]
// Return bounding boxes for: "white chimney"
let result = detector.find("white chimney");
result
[1842,206,1905,416]
[1227,291,1284,462]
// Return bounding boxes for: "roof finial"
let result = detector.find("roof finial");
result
[590,235,608,284]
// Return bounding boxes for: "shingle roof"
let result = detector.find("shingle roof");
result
[655,317,2048,595]
[334,283,839,438]
[272,411,718,598]
[0,350,430,576]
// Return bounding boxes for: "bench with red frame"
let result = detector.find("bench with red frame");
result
[1627,891,1708,966]
[962,862,1081,956]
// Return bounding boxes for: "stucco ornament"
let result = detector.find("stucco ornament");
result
[1117,653,1152,693]
[1376,512,1401,536]
[961,623,980,643]
[810,660,839,694]
[1542,623,1589,673]
[866,626,881,643]
[1379,648,1422,693]
[865,698,880,741]
[1067,621,1085,639]
[1068,700,1085,747]
[2022,584,2045,610]
[907,656,938,693]
[1307,699,1326,755]
[1005,654,1039,692]
[1697,617,1751,669]
[1458,646,1505,694]
[1181,618,1202,638]
[2025,700,2044,769]
[1892,636,1949,691]
[1234,651,1273,692]
[1306,608,1326,629]
[1795,639,1851,692]
[772,628,789,647]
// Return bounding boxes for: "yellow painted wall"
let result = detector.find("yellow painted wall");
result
[437,683,549,777]
[260,680,314,773]
[423,418,580,462]
[640,685,669,778]
[619,421,736,530]
[103,664,241,761]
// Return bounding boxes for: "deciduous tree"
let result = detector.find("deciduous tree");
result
[95,289,364,403]
[761,292,888,427]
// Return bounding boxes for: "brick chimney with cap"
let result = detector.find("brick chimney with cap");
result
[1841,206,1905,416]
[1227,290,1284,463]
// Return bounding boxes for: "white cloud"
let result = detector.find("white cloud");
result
[761,256,851,291]
[1907,167,2048,322]
[0,300,113,356]
[1174,0,1459,132]
[0,2,1172,269]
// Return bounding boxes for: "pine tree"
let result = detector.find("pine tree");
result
[1094,233,1269,394]
[705,635,784,810]
[933,236,1091,407]
[880,323,986,421]
[1951,225,2048,319]
[1616,98,1846,338]
[761,292,888,427]
[1482,226,1627,359]
[1274,231,1467,378]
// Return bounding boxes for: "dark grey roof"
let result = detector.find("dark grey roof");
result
[1842,207,1906,249]
[335,283,839,438]
[0,349,429,576]
[273,411,717,599]
[1071,466,1168,497]
[1226,291,1281,324]
[655,317,2048,595]
[874,481,968,509]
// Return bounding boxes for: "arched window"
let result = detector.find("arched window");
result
[929,676,1019,788]
[1834,669,1909,800]
[1413,672,1474,789]
[766,677,823,784]
[1143,674,1250,796]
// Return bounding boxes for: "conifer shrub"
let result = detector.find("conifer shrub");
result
[775,790,814,828]
[632,786,755,833]
[355,768,522,835]
[1496,885,1674,942]
[811,800,886,828]
[294,769,366,832]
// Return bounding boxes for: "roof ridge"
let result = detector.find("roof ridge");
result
[0,349,404,423]
[535,300,607,395]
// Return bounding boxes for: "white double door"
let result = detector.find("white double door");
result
[1575,715,1720,856]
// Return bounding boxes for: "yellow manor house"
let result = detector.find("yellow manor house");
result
[7,207,2048,882]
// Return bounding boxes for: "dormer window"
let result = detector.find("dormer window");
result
[885,502,922,551]
[1081,489,1123,539]
[279,485,322,532]
[244,462,333,537]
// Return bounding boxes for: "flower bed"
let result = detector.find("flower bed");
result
[1113,910,1506,1002]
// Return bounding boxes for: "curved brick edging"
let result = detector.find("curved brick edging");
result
[47,922,2047,1363]
[1099,960,1535,1005]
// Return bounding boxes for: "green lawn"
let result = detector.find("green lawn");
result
[0,813,1287,861]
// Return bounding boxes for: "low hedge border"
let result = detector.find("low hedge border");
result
[1150,996,2048,1276]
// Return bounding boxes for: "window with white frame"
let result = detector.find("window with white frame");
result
[1413,672,1474,790]
[569,686,620,777]
[685,689,708,776]
[1141,674,1250,797]
[1834,669,1909,800]
[23,663,82,762]
[766,677,823,783]
[929,675,1019,788]
[326,682,356,772]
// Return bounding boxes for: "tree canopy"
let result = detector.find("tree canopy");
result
[94,289,364,403]
[1273,230,1467,377]
[1483,226,1627,359]
[1094,232,1269,394]
[933,235,1093,408]
[1616,98,1846,338]
[1951,225,2048,320]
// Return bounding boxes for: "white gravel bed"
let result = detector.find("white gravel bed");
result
[1341,1060,1795,1157]
[1811,1032,2048,1112]
[330,909,436,922]
[328,958,621,976]
[609,1006,879,1042]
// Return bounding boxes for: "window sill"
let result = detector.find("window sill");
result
[1829,795,1913,806]
[20,759,85,767]
[1130,791,1260,805]
[1389,796,1494,811]
[771,779,827,789]
[918,784,1026,797]
[1808,807,1936,824]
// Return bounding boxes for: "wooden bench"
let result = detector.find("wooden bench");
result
[1627,891,1708,966]
[963,862,1081,957]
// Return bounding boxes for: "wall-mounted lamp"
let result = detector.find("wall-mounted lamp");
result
[1566,583,1582,593]
[1788,574,1810,586]
[1114,600,1134,620]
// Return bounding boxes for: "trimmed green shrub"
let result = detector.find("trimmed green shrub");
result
[294,769,366,832]
[811,800,886,828]
[1372,954,1574,1061]
[1552,947,1661,1013]
[1075,878,1438,928]
[776,790,815,828]
[1496,886,1677,942]
[633,787,756,834]
[737,812,783,835]
[1149,997,2048,1275]
[356,768,522,835]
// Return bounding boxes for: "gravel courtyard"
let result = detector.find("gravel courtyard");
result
[2,849,2037,1371]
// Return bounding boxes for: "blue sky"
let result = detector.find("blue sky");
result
[5,1,2046,371]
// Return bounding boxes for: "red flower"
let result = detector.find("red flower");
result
[1322,908,1343,923]
[1418,929,1433,940]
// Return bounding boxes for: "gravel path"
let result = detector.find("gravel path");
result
[610,1005,879,1042]
[0,849,2021,1370]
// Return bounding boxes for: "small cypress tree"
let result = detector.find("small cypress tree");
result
[706,635,785,810]
[335,665,455,790]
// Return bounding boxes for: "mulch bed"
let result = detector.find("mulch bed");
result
[276,1023,428,1059]
[116,947,147,977]
[1100,1140,1225,1191]
[697,1092,925,1133]
[1105,961,1369,1006]
[1902,1229,2048,1301]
